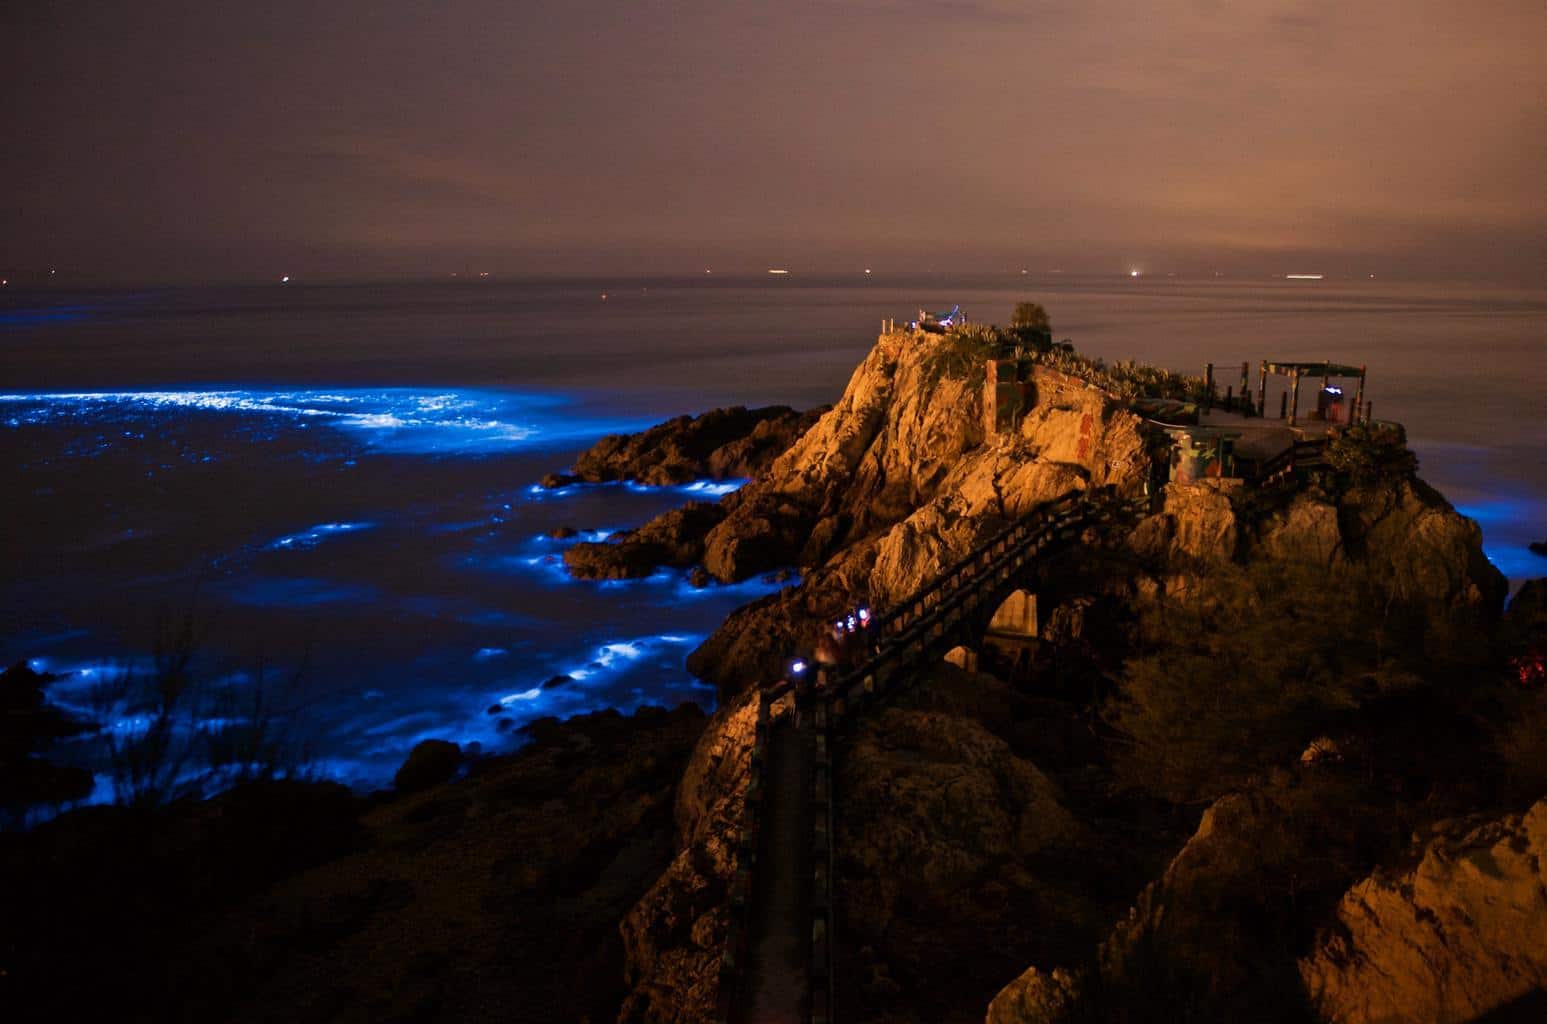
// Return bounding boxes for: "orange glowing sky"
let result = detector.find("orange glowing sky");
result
[4,1,1545,282]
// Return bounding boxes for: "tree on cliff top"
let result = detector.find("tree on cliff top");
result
[1010,302,1051,332]
[1010,302,1053,351]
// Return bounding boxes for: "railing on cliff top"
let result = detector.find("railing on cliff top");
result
[1254,438,1331,488]
[718,488,1144,1024]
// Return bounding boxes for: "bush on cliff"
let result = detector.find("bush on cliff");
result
[921,322,1008,388]
[1325,421,1418,486]
[1108,563,1428,804]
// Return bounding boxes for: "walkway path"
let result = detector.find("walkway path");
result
[741,715,812,1022]
[723,489,1141,1024]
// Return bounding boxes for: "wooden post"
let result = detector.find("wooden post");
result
[1240,362,1251,415]
[1225,385,1233,411]
[1365,400,1372,425]
[1258,360,1268,419]
[1353,364,1366,421]
[1289,371,1301,426]
[1204,363,1214,412]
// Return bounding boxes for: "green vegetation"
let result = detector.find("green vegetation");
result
[1107,563,1427,805]
[1324,421,1418,485]
[919,322,1007,390]
[918,309,1205,403]
[1010,301,1051,332]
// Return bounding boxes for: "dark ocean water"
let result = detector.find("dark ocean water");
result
[2,275,1543,801]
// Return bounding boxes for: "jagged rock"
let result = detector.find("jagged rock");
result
[702,512,786,582]
[564,405,823,486]
[1502,579,1547,660]
[840,706,1082,940]
[1300,797,1547,1024]
[1341,476,1506,623]
[1128,479,1241,567]
[564,501,726,580]
[868,497,1007,606]
[987,965,1083,1024]
[687,335,1154,687]
[541,673,573,689]
[393,739,462,792]
[1258,496,1345,566]
[687,540,879,696]
[1298,735,1345,765]
[619,691,760,1022]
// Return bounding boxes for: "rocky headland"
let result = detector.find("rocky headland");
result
[6,318,1542,1024]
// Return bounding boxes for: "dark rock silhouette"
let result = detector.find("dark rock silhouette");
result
[393,739,463,792]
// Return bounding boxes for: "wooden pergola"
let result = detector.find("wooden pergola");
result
[1257,360,1367,426]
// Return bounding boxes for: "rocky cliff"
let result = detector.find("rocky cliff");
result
[685,331,1151,694]
[613,326,1516,1023]
[618,691,760,1023]
[1299,797,1547,1024]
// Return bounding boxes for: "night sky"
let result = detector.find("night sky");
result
[5,1,1546,283]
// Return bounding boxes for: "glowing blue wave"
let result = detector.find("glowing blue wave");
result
[267,521,374,550]
[524,478,749,501]
[0,387,652,454]
[1453,494,1547,586]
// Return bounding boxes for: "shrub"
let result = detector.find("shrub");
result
[1325,422,1418,485]
[1010,301,1051,332]
[920,323,1009,389]
[1107,564,1426,804]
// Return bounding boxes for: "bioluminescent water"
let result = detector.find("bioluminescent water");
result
[1,384,788,806]
[3,276,1544,817]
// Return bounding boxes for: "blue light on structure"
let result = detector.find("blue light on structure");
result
[789,658,808,676]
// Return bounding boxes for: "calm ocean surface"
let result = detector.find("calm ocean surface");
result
[3,275,1543,797]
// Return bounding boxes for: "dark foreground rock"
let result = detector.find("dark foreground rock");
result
[393,738,463,791]
[556,404,825,487]
[0,704,706,1024]
[1,662,95,817]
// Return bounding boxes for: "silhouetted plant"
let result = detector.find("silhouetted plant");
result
[1107,563,1426,804]
[89,612,312,807]
[920,323,1008,388]
[1325,421,1418,485]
